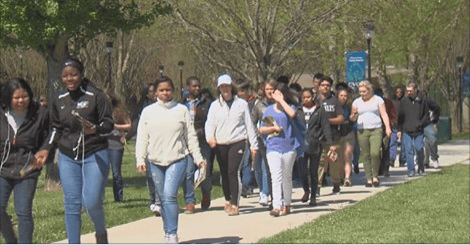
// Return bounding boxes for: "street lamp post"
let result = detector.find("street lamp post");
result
[159,65,164,77]
[456,56,464,132]
[106,41,113,89]
[364,23,375,82]
[178,61,184,98]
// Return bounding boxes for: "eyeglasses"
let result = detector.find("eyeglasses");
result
[320,83,331,87]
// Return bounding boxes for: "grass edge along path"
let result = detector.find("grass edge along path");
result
[259,163,470,244]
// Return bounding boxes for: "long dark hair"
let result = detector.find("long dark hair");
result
[2,78,36,112]
[391,85,405,100]
[276,83,297,106]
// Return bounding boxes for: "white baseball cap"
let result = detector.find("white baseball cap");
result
[217,74,232,87]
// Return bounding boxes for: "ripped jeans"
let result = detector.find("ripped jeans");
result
[149,157,187,235]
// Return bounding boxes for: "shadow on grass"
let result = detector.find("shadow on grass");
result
[105,198,149,208]
[105,176,147,188]
[181,236,242,244]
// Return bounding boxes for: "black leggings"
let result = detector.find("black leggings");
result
[215,140,246,206]
[301,152,322,198]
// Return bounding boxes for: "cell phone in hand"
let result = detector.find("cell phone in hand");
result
[71,110,93,127]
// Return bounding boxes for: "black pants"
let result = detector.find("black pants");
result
[215,140,246,206]
[300,152,322,199]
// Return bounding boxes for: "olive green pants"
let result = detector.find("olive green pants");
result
[317,140,343,187]
[357,128,383,181]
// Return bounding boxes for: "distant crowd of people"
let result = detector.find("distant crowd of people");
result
[0,56,441,244]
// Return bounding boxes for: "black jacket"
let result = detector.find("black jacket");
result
[47,80,113,159]
[305,105,333,155]
[398,91,429,135]
[181,95,213,143]
[0,103,49,179]
[425,97,441,125]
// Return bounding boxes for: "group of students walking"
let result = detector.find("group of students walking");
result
[0,55,441,244]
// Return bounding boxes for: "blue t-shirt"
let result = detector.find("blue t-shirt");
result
[262,105,296,153]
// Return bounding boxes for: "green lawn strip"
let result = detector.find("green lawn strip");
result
[259,164,470,244]
[1,140,224,244]
[452,131,470,141]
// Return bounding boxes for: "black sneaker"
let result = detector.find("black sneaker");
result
[354,166,359,174]
[322,177,328,186]
[309,198,317,206]
[241,186,249,198]
[332,184,340,194]
[384,167,390,177]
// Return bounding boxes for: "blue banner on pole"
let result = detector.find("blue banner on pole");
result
[346,51,366,86]
[463,73,470,97]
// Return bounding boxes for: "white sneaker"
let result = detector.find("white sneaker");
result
[164,234,178,244]
[150,204,161,216]
[259,194,269,206]
[431,160,440,169]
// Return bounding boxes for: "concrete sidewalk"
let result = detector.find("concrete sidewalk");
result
[56,139,469,244]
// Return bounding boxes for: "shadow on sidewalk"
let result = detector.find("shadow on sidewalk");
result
[181,236,242,244]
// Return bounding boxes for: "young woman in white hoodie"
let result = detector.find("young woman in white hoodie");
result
[205,74,258,216]
[135,76,206,243]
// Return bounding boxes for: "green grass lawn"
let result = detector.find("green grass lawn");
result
[0,140,224,244]
[259,163,470,244]
[452,131,470,140]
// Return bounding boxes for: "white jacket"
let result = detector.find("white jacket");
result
[135,100,204,167]
[205,95,259,149]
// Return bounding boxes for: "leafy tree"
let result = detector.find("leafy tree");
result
[0,0,171,188]
[0,0,171,97]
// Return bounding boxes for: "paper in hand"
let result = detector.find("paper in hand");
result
[194,166,207,188]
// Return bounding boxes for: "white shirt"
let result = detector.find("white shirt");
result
[302,106,316,128]
[352,95,384,129]
[205,95,259,149]
[135,100,203,167]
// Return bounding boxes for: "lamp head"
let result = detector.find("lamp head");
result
[456,56,464,68]
[106,41,113,54]
[363,22,375,40]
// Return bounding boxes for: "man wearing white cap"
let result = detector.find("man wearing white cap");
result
[205,74,259,216]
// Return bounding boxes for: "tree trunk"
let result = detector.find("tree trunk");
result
[44,39,69,190]
[46,56,62,99]
[448,99,460,134]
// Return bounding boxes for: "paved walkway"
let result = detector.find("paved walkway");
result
[56,139,469,244]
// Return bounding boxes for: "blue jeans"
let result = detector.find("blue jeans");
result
[108,148,124,202]
[423,124,439,164]
[390,129,406,164]
[0,176,38,244]
[183,155,196,204]
[402,132,424,174]
[199,141,214,196]
[58,150,110,244]
[149,157,187,235]
[254,145,271,197]
[146,160,160,206]
[241,141,254,189]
